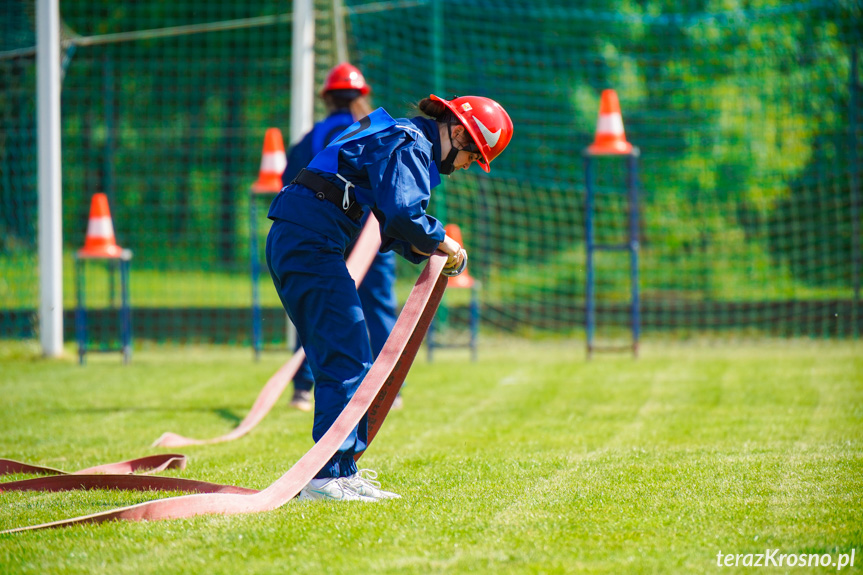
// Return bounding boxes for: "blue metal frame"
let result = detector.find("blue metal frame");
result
[584,149,640,358]
[75,251,132,365]
[250,190,264,360]
[251,190,292,361]
[427,282,479,362]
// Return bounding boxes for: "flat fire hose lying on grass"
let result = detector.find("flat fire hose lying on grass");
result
[1,252,448,533]
[0,454,188,476]
[153,214,382,448]
[0,454,256,495]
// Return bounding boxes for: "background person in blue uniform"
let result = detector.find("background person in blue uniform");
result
[267,94,513,501]
[280,63,405,413]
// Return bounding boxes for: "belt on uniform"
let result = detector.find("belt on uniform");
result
[293,168,364,222]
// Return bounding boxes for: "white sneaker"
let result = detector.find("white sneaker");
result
[289,389,312,412]
[297,477,377,502]
[345,469,401,500]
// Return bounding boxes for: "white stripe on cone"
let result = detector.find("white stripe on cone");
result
[86,216,115,239]
[597,113,625,136]
[260,152,287,175]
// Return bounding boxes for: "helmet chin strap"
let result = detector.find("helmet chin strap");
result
[439,121,468,175]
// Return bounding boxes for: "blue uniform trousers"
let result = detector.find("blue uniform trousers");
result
[292,249,397,391]
[266,218,372,478]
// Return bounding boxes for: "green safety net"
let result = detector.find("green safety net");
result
[1,0,861,350]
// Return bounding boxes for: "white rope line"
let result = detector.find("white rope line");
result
[0,13,291,61]
[0,0,434,62]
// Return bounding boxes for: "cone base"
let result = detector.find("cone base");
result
[251,177,284,194]
[77,245,125,259]
[448,274,475,289]
[587,140,633,156]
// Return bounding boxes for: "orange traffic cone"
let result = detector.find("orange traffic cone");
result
[444,223,475,288]
[587,89,633,155]
[251,128,288,193]
[78,193,123,258]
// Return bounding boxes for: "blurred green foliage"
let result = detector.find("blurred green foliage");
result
[1,0,860,338]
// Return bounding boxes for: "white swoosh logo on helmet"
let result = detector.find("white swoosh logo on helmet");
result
[473,116,501,149]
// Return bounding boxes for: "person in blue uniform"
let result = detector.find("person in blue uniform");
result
[267,93,513,501]
[281,63,403,413]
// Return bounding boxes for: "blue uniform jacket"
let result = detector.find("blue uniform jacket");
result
[268,111,446,263]
[282,110,355,186]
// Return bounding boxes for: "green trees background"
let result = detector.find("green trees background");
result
[1,0,860,337]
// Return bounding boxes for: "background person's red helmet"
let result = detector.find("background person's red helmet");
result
[322,62,371,96]
[430,95,513,172]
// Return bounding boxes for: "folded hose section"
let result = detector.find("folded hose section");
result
[1,454,188,476]
[0,455,255,495]
[152,214,382,448]
[2,252,448,532]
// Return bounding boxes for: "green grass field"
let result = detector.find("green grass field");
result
[1,339,861,574]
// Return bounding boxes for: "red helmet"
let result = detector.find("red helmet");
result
[321,62,371,96]
[430,95,513,172]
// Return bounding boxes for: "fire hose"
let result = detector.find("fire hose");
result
[1,252,448,533]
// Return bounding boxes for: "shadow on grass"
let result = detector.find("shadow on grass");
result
[48,406,246,425]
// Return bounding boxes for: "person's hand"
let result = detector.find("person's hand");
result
[439,234,467,276]
[442,249,467,276]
